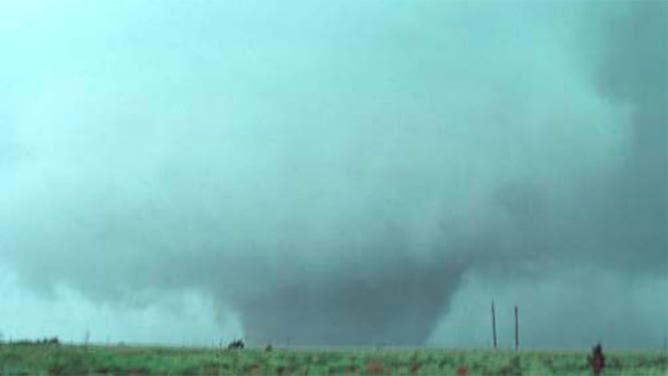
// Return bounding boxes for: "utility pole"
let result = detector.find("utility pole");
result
[514,305,519,350]
[491,300,497,349]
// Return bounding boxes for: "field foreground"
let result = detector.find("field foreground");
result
[0,343,665,375]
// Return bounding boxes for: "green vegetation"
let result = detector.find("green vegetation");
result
[0,343,665,375]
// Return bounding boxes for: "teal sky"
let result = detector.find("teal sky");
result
[0,1,665,348]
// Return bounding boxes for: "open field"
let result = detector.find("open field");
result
[0,343,665,375]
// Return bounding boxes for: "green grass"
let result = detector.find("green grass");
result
[0,343,665,375]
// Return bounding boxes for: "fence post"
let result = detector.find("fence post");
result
[491,300,497,349]
[514,305,519,350]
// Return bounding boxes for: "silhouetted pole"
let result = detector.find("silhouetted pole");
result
[514,305,519,350]
[491,301,497,349]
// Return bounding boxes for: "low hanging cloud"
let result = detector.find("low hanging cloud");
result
[0,1,665,347]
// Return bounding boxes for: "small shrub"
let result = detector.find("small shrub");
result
[125,366,150,376]
[409,361,421,373]
[48,364,65,376]
[365,360,385,373]
[227,339,245,349]
[455,365,468,376]
[342,364,358,373]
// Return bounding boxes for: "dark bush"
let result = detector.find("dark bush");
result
[227,339,245,349]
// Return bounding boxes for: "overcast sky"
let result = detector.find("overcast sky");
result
[0,0,665,349]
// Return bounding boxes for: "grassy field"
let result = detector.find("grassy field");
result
[0,343,665,375]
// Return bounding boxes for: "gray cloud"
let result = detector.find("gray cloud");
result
[0,1,664,347]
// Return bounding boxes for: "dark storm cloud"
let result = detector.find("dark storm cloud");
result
[0,1,664,346]
[589,0,667,273]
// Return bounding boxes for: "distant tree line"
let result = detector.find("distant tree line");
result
[2,337,60,346]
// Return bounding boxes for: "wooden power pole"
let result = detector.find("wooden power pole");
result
[491,301,497,349]
[514,305,519,350]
